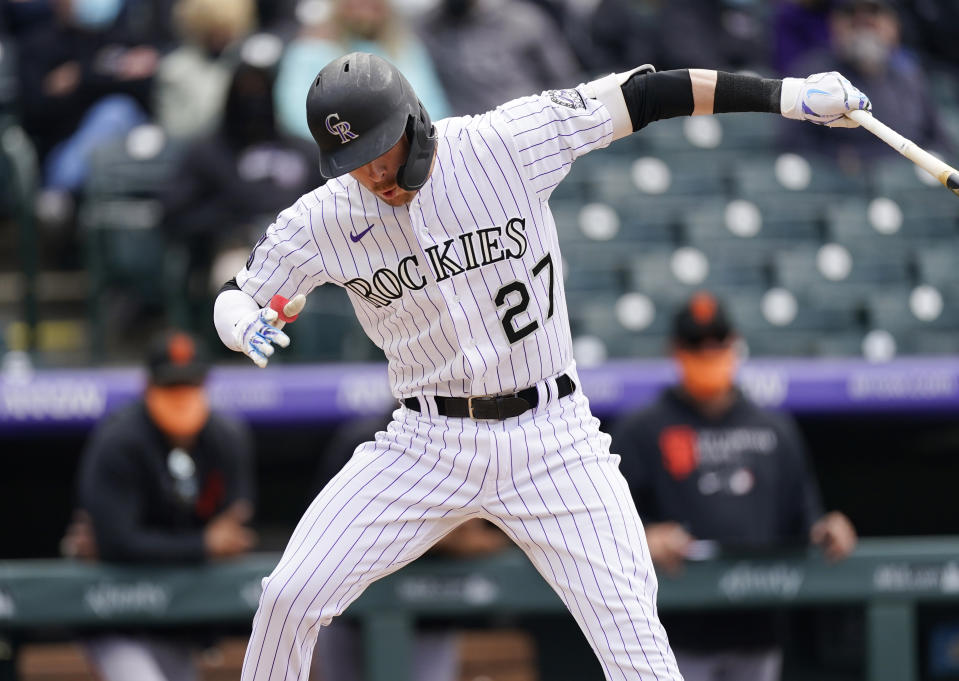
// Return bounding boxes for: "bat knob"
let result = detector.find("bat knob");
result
[948,172,959,198]
[270,295,302,324]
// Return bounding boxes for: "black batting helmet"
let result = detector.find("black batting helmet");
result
[306,52,437,191]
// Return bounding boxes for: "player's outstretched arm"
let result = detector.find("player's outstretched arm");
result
[583,67,871,142]
[214,281,304,368]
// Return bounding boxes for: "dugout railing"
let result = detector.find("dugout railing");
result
[2,537,958,681]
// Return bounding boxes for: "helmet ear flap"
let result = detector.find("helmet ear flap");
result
[396,102,437,191]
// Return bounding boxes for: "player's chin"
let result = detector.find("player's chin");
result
[382,189,416,206]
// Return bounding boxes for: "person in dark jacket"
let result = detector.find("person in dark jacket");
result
[161,51,324,316]
[611,291,857,681]
[17,0,158,190]
[63,329,256,681]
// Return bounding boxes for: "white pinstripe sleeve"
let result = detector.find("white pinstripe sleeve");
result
[497,86,615,197]
[235,203,330,307]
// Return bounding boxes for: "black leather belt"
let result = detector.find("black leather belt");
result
[402,373,576,420]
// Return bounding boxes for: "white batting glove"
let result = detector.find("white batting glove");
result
[781,71,871,128]
[233,307,291,368]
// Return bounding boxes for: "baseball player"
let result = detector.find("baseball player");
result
[213,53,870,681]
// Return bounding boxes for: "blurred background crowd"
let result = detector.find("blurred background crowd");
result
[0,0,957,367]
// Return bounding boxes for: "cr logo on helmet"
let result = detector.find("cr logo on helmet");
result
[325,113,359,144]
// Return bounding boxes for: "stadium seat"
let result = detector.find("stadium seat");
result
[568,296,669,358]
[282,286,381,362]
[866,286,959,333]
[552,198,678,248]
[82,127,185,357]
[629,246,770,305]
[726,287,865,357]
[900,330,959,355]
[814,331,868,358]
[0,117,21,218]
[915,246,959,288]
[890,195,959,243]
[731,288,860,332]
[633,116,691,152]
[0,38,17,114]
[563,260,630,298]
[550,160,592,202]
[285,307,381,362]
[869,156,955,203]
[827,195,958,248]
[589,152,727,202]
[683,197,821,260]
[774,243,912,301]
[731,152,867,201]
[825,197,905,249]
[711,113,781,151]
[85,126,184,199]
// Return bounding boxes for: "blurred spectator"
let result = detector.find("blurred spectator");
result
[16,0,157,192]
[254,0,300,34]
[161,44,324,324]
[63,329,256,681]
[416,0,581,116]
[772,0,833,76]
[528,0,657,75]
[905,0,959,70]
[656,0,769,74]
[611,292,857,681]
[275,0,449,139]
[153,0,256,139]
[309,413,510,681]
[2,0,55,34]
[785,0,951,165]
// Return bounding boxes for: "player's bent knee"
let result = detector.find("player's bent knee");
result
[256,571,344,628]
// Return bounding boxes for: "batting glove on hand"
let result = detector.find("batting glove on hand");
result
[233,306,291,368]
[781,71,871,128]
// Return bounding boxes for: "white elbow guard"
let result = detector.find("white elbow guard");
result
[582,64,656,141]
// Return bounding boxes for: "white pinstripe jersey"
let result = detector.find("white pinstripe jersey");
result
[236,86,615,399]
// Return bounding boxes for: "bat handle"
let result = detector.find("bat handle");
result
[847,109,959,197]
[269,294,301,328]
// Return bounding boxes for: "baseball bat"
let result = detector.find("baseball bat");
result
[268,294,306,330]
[846,109,959,198]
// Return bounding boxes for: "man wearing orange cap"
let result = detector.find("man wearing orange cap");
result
[611,292,857,681]
[65,331,257,681]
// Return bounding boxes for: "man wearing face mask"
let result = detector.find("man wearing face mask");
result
[785,0,950,164]
[64,330,256,681]
[610,291,857,681]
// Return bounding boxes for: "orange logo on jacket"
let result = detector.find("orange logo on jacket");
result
[659,426,699,480]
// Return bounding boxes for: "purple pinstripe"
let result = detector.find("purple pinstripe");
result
[550,398,669,678]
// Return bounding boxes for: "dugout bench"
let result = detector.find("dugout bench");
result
[1,537,958,681]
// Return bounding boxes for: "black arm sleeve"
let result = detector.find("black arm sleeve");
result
[620,69,782,132]
[621,69,695,132]
[218,277,241,296]
[713,71,782,115]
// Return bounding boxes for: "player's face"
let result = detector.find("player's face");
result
[673,339,738,402]
[349,137,418,206]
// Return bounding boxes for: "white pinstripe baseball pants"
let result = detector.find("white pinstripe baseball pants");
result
[241,381,682,681]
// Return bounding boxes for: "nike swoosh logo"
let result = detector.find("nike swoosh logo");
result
[802,89,833,117]
[350,224,375,243]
